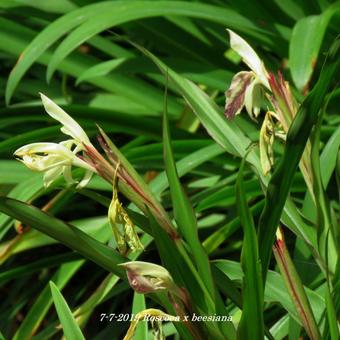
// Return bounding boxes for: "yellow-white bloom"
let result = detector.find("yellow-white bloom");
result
[227,29,269,89]
[225,30,270,119]
[119,261,175,294]
[40,93,92,146]
[14,141,95,188]
[14,94,97,188]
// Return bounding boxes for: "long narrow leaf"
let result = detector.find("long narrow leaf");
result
[46,1,277,81]
[0,197,126,275]
[13,261,83,340]
[162,83,215,296]
[235,158,264,340]
[50,281,85,340]
[132,293,148,340]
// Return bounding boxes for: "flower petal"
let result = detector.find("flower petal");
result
[40,93,91,145]
[119,261,174,293]
[14,141,95,177]
[225,71,254,119]
[15,142,72,172]
[76,169,93,189]
[120,261,172,281]
[14,142,73,158]
[259,112,275,175]
[62,165,75,186]
[227,29,269,89]
[244,79,263,118]
[43,166,64,187]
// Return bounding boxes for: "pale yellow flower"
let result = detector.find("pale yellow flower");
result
[227,29,269,88]
[40,93,91,146]
[14,94,96,188]
[225,30,270,119]
[14,141,94,188]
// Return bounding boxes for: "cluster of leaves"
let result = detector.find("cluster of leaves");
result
[0,1,339,339]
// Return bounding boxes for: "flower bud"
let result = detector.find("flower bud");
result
[119,261,175,294]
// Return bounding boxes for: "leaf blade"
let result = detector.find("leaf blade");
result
[289,3,340,91]
[162,83,215,296]
[235,158,264,340]
[50,281,85,340]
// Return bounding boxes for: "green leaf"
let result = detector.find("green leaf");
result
[162,83,215,295]
[4,1,115,104]
[310,108,337,274]
[196,178,261,212]
[132,293,148,340]
[324,286,339,340]
[1,17,177,116]
[0,173,44,240]
[0,161,34,184]
[46,1,275,82]
[212,265,242,308]
[0,127,60,154]
[319,125,340,188]
[75,58,128,85]
[235,158,264,340]
[213,260,325,326]
[147,211,223,340]
[203,200,264,254]
[289,3,340,91]
[50,281,85,340]
[73,233,154,328]
[150,143,224,196]
[0,197,126,275]
[7,0,77,13]
[13,261,83,340]
[0,252,80,285]
[128,38,255,159]
[302,124,340,222]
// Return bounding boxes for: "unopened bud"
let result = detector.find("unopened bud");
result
[119,261,175,294]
